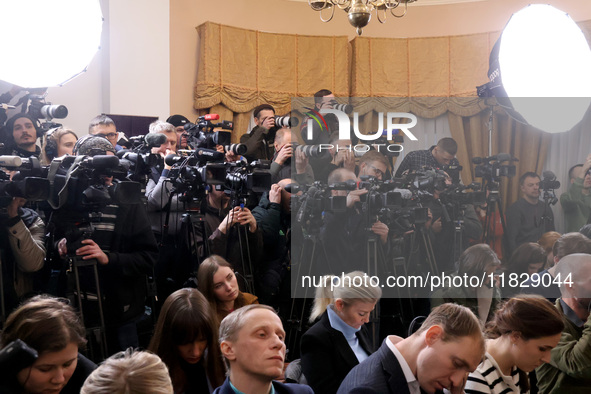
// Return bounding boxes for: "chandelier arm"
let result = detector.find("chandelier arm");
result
[335,0,352,9]
[320,5,336,22]
[390,1,408,18]
[309,0,330,11]
[377,6,387,23]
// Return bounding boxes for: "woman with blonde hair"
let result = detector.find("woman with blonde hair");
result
[300,271,382,394]
[81,349,173,394]
[148,288,224,393]
[40,127,78,164]
[197,255,258,324]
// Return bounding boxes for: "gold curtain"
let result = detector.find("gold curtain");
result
[448,109,553,211]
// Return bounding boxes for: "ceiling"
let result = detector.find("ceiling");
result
[287,0,488,6]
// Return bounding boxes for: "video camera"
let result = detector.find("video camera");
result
[0,157,50,213]
[184,114,235,150]
[473,153,516,181]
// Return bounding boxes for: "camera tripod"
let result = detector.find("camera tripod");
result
[481,181,509,258]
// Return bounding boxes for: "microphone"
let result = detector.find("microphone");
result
[328,179,357,191]
[82,155,120,169]
[284,183,303,194]
[199,114,220,121]
[165,154,185,167]
[144,133,168,148]
[0,156,23,167]
[542,170,557,180]
[393,188,413,200]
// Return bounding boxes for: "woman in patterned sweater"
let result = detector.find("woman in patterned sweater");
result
[464,296,564,394]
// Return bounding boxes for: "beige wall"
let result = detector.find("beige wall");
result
[170,0,591,120]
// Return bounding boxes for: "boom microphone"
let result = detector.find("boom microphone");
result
[144,133,168,148]
[0,156,23,167]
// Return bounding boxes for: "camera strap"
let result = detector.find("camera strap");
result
[48,155,85,210]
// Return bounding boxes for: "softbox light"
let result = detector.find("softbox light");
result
[484,4,591,133]
[0,0,103,88]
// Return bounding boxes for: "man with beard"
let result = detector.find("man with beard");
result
[1,113,41,158]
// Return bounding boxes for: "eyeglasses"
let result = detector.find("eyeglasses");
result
[368,164,385,178]
[97,132,117,139]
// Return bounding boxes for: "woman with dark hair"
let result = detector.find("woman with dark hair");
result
[197,255,258,324]
[502,242,546,298]
[431,243,501,324]
[148,288,224,393]
[0,295,96,394]
[465,295,564,393]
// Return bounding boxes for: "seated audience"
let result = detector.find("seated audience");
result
[197,255,258,325]
[431,243,501,325]
[148,288,224,393]
[538,231,562,269]
[216,304,314,394]
[337,303,485,394]
[523,232,591,300]
[40,127,78,165]
[0,295,96,394]
[465,295,564,393]
[301,271,381,394]
[501,242,546,298]
[81,349,173,394]
[536,253,591,393]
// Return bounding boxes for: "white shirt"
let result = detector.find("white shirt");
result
[386,335,421,394]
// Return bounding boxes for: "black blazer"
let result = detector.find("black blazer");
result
[301,311,374,394]
[337,339,433,394]
[213,377,313,394]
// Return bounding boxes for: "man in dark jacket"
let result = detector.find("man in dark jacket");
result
[252,179,292,307]
[216,304,314,394]
[52,136,158,352]
[240,104,276,161]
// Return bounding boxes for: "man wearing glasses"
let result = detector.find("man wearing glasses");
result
[88,114,123,151]
[357,150,389,181]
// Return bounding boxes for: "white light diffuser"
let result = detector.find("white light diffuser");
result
[0,0,103,88]
[498,4,591,133]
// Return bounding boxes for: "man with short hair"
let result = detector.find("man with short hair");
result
[337,303,485,394]
[394,137,461,182]
[536,253,591,393]
[1,113,41,158]
[505,171,555,256]
[561,155,591,233]
[216,304,313,394]
[88,114,122,151]
[358,150,389,181]
[270,128,313,185]
[240,104,276,161]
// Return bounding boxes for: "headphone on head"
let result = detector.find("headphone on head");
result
[44,127,59,159]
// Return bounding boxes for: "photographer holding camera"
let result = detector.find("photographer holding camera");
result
[395,137,461,183]
[240,104,276,161]
[270,127,314,184]
[0,195,46,316]
[320,168,391,274]
[506,171,555,256]
[560,156,591,232]
[50,135,158,351]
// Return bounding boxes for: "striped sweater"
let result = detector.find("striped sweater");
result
[464,352,527,394]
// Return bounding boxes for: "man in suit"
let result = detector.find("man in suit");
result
[337,303,485,394]
[215,304,313,394]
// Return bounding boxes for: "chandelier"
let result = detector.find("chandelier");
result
[309,0,417,36]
